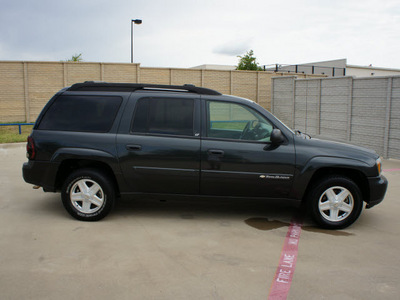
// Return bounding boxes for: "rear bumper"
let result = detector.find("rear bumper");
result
[22,160,59,192]
[366,175,388,208]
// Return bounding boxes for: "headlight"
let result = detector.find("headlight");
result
[376,158,382,175]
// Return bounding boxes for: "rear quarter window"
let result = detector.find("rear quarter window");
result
[38,95,122,132]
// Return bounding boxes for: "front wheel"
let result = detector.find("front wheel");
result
[61,168,115,221]
[307,176,363,229]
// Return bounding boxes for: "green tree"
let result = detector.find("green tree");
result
[67,53,83,62]
[236,50,263,71]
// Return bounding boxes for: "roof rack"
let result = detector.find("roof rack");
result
[68,81,222,95]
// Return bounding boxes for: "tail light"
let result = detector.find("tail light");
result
[27,136,36,160]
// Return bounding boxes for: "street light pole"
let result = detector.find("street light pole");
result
[131,19,142,63]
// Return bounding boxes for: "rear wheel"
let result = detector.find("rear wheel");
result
[61,168,115,221]
[307,176,363,229]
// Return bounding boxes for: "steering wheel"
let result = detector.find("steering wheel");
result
[258,124,271,139]
[239,121,251,140]
[250,121,272,140]
[261,129,271,139]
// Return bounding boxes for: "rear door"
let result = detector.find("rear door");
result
[117,94,201,194]
[200,99,295,198]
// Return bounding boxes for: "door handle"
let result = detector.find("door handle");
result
[208,149,224,156]
[126,144,142,151]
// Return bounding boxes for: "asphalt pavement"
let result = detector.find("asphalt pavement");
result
[1,143,399,299]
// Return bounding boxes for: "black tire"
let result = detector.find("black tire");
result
[307,176,363,229]
[61,168,115,221]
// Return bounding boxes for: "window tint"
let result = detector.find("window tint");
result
[39,95,122,132]
[132,97,194,136]
[132,99,149,133]
[207,101,273,141]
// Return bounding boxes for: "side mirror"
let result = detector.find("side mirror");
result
[270,129,285,144]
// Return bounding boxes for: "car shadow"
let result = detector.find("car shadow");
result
[112,196,302,223]
[32,194,355,235]
[111,197,356,236]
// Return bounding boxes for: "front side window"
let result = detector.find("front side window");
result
[132,97,194,136]
[207,101,273,141]
[39,95,122,132]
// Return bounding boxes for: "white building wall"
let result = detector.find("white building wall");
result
[347,66,400,77]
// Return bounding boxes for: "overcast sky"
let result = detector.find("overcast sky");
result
[1,0,399,68]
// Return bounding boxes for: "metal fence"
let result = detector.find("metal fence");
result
[0,123,34,134]
[271,75,400,159]
[264,64,346,77]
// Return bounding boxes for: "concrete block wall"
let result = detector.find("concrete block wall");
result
[0,61,320,123]
[140,67,170,85]
[320,78,351,140]
[0,61,140,123]
[272,75,400,159]
[0,62,25,122]
[350,78,387,155]
[271,76,296,128]
[28,62,64,122]
[204,70,231,95]
[389,77,400,159]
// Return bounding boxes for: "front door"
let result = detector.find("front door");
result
[200,100,295,198]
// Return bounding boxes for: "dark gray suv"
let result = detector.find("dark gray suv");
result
[23,82,388,229]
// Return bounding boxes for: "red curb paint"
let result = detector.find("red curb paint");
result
[268,218,303,300]
[383,168,400,172]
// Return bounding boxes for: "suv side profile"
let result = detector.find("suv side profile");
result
[23,82,388,229]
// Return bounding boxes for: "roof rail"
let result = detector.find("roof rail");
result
[68,81,222,95]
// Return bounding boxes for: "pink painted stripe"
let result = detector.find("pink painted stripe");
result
[383,168,400,172]
[268,218,303,300]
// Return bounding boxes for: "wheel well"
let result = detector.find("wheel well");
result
[303,168,369,202]
[55,159,120,195]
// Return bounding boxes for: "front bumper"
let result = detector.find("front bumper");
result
[22,160,60,192]
[366,175,388,208]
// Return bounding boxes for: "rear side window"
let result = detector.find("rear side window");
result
[39,95,122,132]
[132,97,194,136]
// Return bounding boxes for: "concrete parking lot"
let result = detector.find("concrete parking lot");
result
[1,143,399,299]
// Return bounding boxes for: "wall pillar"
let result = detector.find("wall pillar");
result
[316,79,321,135]
[230,71,234,95]
[23,62,30,122]
[292,77,296,129]
[256,72,260,104]
[384,77,393,158]
[346,77,353,141]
